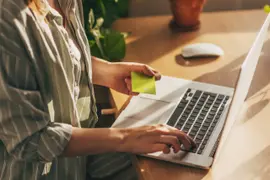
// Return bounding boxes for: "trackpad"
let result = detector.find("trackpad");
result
[113,97,176,128]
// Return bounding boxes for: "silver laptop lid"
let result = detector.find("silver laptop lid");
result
[216,13,270,157]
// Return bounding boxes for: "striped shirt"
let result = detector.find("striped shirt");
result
[0,0,100,179]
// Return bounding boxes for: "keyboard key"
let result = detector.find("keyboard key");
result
[198,130,204,136]
[177,120,185,127]
[190,129,197,135]
[202,141,207,145]
[220,107,224,111]
[181,99,188,104]
[199,145,205,151]
[185,110,191,114]
[191,113,197,117]
[213,118,219,123]
[209,111,216,116]
[185,124,192,129]
[189,131,196,137]
[182,114,188,119]
[175,125,182,130]
[194,91,202,98]
[205,104,210,109]
[193,126,200,131]
[192,148,197,153]
[201,112,207,116]
[200,98,206,102]
[178,103,186,108]
[167,115,180,126]
[209,126,215,132]
[202,107,208,111]
[193,123,201,128]
[205,118,212,123]
[197,102,203,106]
[213,104,219,108]
[211,107,218,112]
[202,94,208,98]
[204,121,211,126]
[217,95,224,100]
[190,101,196,106]
[198,116,204,120]
[196,135,203,140]
[189,117,195,122]
[201,126,208,131]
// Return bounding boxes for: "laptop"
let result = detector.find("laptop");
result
[112,13,270,169]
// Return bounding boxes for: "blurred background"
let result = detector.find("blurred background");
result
[129,0,268,17]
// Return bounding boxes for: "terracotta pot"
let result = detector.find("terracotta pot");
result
[169,0,206,31]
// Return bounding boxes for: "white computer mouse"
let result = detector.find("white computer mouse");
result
[181,43,224,58]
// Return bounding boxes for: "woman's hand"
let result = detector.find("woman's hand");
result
[92,57,161,95]
[106,62,161,95]
[118,124,196,154]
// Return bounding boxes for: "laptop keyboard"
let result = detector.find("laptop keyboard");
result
[166,88,230,154]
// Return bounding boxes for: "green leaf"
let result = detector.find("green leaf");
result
[103,30,126,61]
[89,41,103,59]
[116,0,129,17]
[97,0,106,17]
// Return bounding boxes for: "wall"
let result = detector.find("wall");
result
[129,0,269,17]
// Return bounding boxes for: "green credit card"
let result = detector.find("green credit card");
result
[131,72,156,95]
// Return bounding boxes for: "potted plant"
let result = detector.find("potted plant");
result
[83,0,129,62]
[169,0,206,31]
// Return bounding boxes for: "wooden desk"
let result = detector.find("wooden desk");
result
[110,10,270,180]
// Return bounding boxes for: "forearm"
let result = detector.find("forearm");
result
[92,56,112,87]
[62,127,126,156]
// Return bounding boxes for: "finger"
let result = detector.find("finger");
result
[150,68,162,81]
[130,64,162,81]
[177,133,192,150]
[166,125,196,148]
[129,92,140,96]
[163,145,171,154]
[125,78,140,96]
[130,64,156,77]
[158,135,181,153]
[142,65,156,77]
[185,135,197,148]
[155,125,192,150]
[151,144,168,153]
[125,78,132,92]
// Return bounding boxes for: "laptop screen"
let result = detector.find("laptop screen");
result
[216,13,270,158]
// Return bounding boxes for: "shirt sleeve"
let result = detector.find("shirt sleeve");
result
[0,48,73,163]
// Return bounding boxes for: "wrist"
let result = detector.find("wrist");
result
[110,128,130,152]
[92,56,113,86]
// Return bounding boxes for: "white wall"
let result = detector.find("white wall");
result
[129,0,269,17]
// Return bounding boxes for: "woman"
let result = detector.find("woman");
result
[0,0,195,180]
